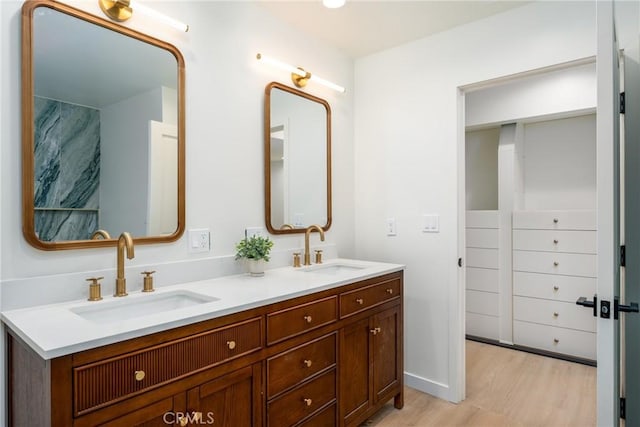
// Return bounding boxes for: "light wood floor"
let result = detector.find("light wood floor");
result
[361,340,596,427]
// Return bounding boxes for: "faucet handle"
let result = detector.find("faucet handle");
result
[86,277,104,301]
[293,253,301,268]
[141,271,156,292]
[314,250,323,264]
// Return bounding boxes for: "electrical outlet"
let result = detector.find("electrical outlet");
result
[188,229,210,253]
[245,227,265,239]
[386,218,397,236]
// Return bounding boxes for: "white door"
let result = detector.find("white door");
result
[147,120,178,235]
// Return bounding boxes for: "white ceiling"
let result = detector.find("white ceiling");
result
[259,1,531,58]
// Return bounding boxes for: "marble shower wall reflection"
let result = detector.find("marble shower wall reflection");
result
[34,96,100,241]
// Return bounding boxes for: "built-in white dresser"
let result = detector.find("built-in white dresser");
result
[466,210,500,340]
[512,210,597,360]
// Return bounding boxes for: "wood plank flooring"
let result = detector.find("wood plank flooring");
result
[361,340,596,427]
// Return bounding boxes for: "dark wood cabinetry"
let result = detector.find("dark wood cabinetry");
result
[8,270,403,427]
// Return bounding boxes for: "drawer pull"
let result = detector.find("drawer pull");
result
[356,298,364,305]
[553,239,559,244]
[134,370,145,381]
[553,261,559,267]
[178,415,188,427]
[553,338,559,344]
[370,327,381,335]
[553,312,559,317]
[227,340,237,350]
[553,286,559,291]
[303,398,313,406]
[553,218,559,224]
[303,315,313,323]
[386,288,394,295]
[303,359,313,368]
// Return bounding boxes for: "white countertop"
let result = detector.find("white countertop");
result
[1,259,404,360]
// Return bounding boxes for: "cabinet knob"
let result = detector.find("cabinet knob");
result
[553,285,559,291]
[134,370,145,381]
[553,312,559,317]
[303,359,313,368]
[553,338,560,344]
[178,415,188,427]
[304,315,313,324]
[553,218,559,224]
[356,298,364,305]
[370,327,381,335]
[227,340,236,350]
[386,288,394,295]
[553,261,559,267]
[303,398,313,407]
[553,239,559,244]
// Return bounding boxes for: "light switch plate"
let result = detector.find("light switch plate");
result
[422,214,440,233]
[188,228,210,253]
[386,218,397,236]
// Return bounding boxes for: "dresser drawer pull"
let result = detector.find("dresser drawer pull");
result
[553,286,559,291]
[356,298,364,305]
[553,239,559,244]
[386,288,394,295]
[303,359,313,368]
[553,261,559,267]
[370,327,381,335]
[178,415,188,427]
[553,338,559,344]
[553,312,559,318]
[227,340,236,350]
[553,218,559,224]
[134,370,145,381]
[303,398,313,406]
[303,315,313,323]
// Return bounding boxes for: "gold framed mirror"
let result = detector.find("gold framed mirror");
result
[264,82,332,234]
[22,0,185,250]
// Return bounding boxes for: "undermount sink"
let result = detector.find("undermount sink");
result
[302,263,366,275]
[70,290,219,323]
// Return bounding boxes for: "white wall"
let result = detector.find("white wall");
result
[0,2,354,424]
[353,1,600,402]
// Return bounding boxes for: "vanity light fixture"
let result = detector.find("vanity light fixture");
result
[256,53,346,93]
[323,0,346,8]
[98,0,189,32]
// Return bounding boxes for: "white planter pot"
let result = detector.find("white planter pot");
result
[247,259,266,277]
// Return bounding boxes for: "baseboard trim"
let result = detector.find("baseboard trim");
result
[404,372,450,401]
[466,334,597,367]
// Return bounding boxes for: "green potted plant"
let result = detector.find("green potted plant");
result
[235,235,274,276]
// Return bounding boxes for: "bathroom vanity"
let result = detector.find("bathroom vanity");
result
[4,260,403,426]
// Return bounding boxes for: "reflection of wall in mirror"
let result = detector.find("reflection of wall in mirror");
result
[270,124,286,226]
[33,96,100,241]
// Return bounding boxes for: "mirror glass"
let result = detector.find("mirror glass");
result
[23,1,185,250]
[265,82,331,234]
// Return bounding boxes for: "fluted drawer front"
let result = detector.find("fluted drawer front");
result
[466,210,499,228]
[73,317,262,415]
[267,369,336,427]
[513,250,597,277]
[513,296,596,332]
[512,210,596,230]
[267,296,337,345]
[466,228,499,249]
[514,271,596,303]
[267,333,336,399]
[513,320,596,360]
[512,229,596,254]
[340,277,401,318]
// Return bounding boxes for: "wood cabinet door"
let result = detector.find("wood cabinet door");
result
[339,317,371,426]
[371,306,401,403]
[187,364,262,427]
[97,394,186,427]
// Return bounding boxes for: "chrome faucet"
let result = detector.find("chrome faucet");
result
[114,232,135,297]
[304,225,325,266]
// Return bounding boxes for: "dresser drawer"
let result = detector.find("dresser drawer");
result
[73,317,262,416]
[297,402,336,427]
[512,210,596,231]
[466,248,498,269]
[466,228,499,249]
[267,333,336,399]
[267,296,337,345]
[512,229,596,254]
[513,296,596,332]
[466,290,499,317]
[513,250,596,277]
[513,272,596,303]
[340,277,400,318]
[267,369,336,427]
[466,210,499,228]
[465,312,499,341]
[466,267,499,293]
[513,320,596,360]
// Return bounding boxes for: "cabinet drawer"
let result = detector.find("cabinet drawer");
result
[513,320,596,360]
[512,229,596,254]
[73,317,262,416]
[512,210,596,230]
[466,248,498,269]
[513,271,596,303]
[267,333,336,399]
[267,369,336,427]
[466,267,499,293]
[465,312,499,341]
[513,296,596,332]
[466,210,499,228]
[267,296,337,345]
[466,290,499,316]
[466,228,499,249]
[340,278,401,318]
[297,403,336,427]
[513,250,596,277]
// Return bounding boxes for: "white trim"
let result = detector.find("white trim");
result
[405,372,450,401]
